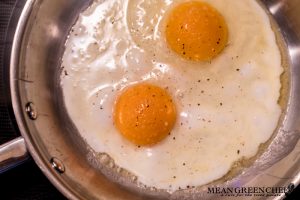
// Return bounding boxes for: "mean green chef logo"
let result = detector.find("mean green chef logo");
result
[207,183,295,197]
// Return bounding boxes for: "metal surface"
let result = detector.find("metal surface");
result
[3,0,300,199]
[50,157,65,174]
[0,137,28,173]
[25,102,37,120]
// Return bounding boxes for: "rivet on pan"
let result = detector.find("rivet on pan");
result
[25,102,37,120]
[50,157,65,174]
[285,183,295,196]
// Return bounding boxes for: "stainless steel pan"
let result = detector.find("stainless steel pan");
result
[0,0,299,199]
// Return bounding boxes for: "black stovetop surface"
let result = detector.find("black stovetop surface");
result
[0,160,66,200]
[0,0,299,199]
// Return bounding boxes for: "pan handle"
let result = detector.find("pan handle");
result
[0,137,28,173]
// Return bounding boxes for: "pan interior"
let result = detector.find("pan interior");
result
[57,0,295,198]
[12,0,300,199]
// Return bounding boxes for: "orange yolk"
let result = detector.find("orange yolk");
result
[165,1,228,61]
[114,84,177,146]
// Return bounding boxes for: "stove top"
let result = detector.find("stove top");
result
[0,0,19,144]
[0,0,298,199]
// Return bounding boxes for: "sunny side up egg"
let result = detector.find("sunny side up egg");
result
[61,0,283,192]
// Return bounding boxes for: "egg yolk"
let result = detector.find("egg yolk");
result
[165,1,228,61]
[114,84,177,146]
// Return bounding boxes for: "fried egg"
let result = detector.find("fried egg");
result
[61,0,283,192]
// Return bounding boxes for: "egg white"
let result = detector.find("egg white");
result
[61,0,283,192]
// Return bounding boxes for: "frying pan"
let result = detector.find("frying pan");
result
[0,0,299,199]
